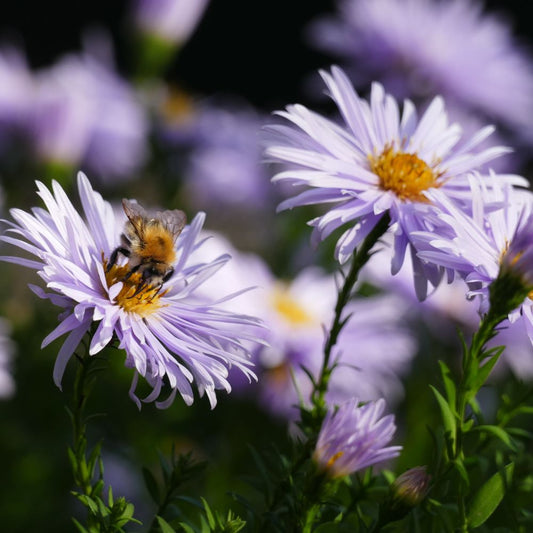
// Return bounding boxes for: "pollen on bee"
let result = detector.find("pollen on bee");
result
[103,258,168,317]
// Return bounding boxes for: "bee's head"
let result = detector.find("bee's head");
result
[141,264,175,287]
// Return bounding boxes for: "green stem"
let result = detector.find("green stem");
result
[311,213,390,421]
[453,307,507,532]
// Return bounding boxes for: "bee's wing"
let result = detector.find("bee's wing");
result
[122,199,148,238]
[159,209,187,242]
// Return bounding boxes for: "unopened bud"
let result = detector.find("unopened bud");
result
[391,466,431,507]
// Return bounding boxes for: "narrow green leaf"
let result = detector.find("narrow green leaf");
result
[470,349,503,394]
[438,360,456,411]
[177,522,196,533]
[142,466,161,504]
[470,425,516,451]
[71,518,90,533]
[453,458,469,486]
[201,497,216,529]
[430,385,456,456]
[156,515,177,533]
[467,463,514,528]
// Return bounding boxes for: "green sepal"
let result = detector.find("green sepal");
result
[467,463,514,528]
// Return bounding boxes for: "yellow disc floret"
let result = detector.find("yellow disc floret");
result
[104,261,166,317]
[271,284,314,326]
[369,146,440,202]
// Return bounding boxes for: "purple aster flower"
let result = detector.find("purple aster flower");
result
[182,102,274,210]
[133,0,210,46]
[309,0,533,139]
[264,66,521,298]
[313,398,402,478]
[0,172,262,409]
[30,47,148,179]
[413,173,533,337]
[0,318,15,399]
[0,47,32,129]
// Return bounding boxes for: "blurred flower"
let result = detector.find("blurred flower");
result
[309,0,533,139]
[264,66,518,299]
[193,232,416,419]
[182,102,273,209]
[0,47,33,129]
[1,172,263,409]
[133,0,210,46]
[0,318,15,399]
[313,398,402,478]
[29,50,148,179]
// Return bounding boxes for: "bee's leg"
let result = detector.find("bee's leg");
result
[107,247,130,272]
[122,262,141,281]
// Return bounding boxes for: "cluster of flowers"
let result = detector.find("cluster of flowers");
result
[4,60,533,476]
[3,0,533,484]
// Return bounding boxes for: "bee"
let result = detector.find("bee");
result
[107,199,187,292]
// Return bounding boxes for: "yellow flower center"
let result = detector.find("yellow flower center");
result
[104,261,166,317]
[325,450,344,470]
[271,286,314,325]
[369,146,439,202]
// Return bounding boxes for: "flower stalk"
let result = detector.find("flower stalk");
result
[310,212,391,427]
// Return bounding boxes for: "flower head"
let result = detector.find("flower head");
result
[309,0,533,139]
[30,49,148,179]
[264,66,520,298]
[413,173,533,334]
[313,398,401,478]
[1,172,262,409]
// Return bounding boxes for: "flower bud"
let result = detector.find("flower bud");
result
[391,466,431,507]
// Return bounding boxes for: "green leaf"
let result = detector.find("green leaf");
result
[142,466,161,504]
[467,463,514,529]
[177,523,196,533]
[201,498,216,529]
[71,518,89,533]
[453,458,470,486]
[470,349,503,394]
[156,515,177,533]
[430,385,456,456]
[470,425,516,451]
[438,360,456,410]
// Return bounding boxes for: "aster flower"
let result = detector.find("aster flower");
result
[183,103,274,210]
[264,66,521,298]
[30,47,148,179]
[0,47,32,129]
[313,398,401,478]
[413,173,533,337]
[309,0,533,139]
[0,172,262,409]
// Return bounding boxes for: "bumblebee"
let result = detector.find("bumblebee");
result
[108,199,186,291]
